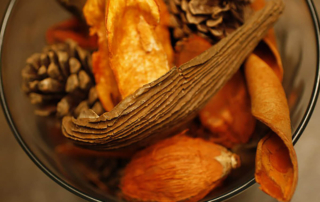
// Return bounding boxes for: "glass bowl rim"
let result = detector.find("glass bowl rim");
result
[0,0,320,201]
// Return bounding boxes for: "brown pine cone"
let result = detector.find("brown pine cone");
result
[22,40,105,117]
[166,0,253,43]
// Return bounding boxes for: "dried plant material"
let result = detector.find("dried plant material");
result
[46,18,97,50]
[22,40,98,117]
[174,35,255,148]
[251,0,266,11]
[106,0,170,98]
[121,133,240,202]
[167,0,252,43]
[251,0,283,80]
[83,0,121,111]
[155,0,174,67]
[174,34,212,67]
[245,54,297,202]
[255,30,283,81]
[199,71,256,148]
[62,0,284,150]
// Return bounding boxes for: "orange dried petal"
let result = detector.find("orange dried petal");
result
[106,0,160,51]
[84,0,121,111]
[199,71,256,148]
[245,54,297,202]
[83,0,106,38]
[155,0,174,66]
[92,41,121,111]
[106,0,169,98]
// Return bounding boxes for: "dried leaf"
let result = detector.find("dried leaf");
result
[106,0,170,98]
[199,71,256,148]
[84,0,121,111]
[245,54,297,202]
[121,132,240,202]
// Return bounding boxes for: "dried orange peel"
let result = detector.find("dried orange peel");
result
[245,54,297,202]
[105,0,170,98]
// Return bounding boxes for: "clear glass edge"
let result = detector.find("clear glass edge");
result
[0,0,319,201]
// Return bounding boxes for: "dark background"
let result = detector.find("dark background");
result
[1,1,320,201]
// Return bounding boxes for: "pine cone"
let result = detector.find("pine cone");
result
[22,40,105,117]
[166,0,252,43]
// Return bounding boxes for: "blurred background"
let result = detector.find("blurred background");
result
[1,0,320,202]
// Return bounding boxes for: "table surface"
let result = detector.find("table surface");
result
[1,1,320,201]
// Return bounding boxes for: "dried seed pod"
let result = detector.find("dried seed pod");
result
[121,133,240,202]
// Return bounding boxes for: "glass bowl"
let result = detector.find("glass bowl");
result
[1,0,319,201]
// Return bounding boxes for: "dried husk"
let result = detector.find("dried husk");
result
[121,133,240,202]
[245,54,297,202]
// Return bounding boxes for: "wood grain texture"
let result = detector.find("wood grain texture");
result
[62,0,285,150]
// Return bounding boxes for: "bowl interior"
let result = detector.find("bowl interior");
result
[1,0,319,201]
